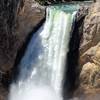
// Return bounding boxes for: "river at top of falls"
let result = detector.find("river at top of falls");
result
[9,4,80,100]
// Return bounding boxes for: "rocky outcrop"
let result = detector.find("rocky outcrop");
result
[80,2,100,55]
[80,62,100,88]
[79,1,100,96]
[16,0,45,43]
[79,43,100,94]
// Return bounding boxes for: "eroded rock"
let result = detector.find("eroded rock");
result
[78,1,100,97]
[80,62,100,88]
[80,2,100,55]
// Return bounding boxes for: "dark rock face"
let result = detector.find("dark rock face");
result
[0,0,45,83]
[0,1,25,96]
[0,0,24,99]
[62,6,88,99]
[0,0,45,72]
[35,0,71,5]
[0,85,8,100]
[63,1,100,99]
[0,0,45,99]
[0,0,24,72]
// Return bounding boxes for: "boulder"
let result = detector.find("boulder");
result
[80,62,100,88]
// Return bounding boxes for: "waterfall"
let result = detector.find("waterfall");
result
[9,5,79,100]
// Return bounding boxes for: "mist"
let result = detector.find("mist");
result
[9,81,62,100]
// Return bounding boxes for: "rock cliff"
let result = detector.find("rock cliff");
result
[0,0,45,100]
[76,1,100,98]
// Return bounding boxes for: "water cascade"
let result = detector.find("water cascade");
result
[9,4,80,100]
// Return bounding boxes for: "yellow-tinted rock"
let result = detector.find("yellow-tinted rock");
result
[80,2,100,55]
[80,42,100,88]
[80,62,100,87]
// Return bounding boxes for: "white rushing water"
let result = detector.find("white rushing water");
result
[9,5,79,100]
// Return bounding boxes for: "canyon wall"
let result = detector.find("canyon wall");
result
[0,0,100,100]
[74,1,100,99]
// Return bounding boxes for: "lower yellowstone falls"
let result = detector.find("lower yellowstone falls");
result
[9,5,80,100]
